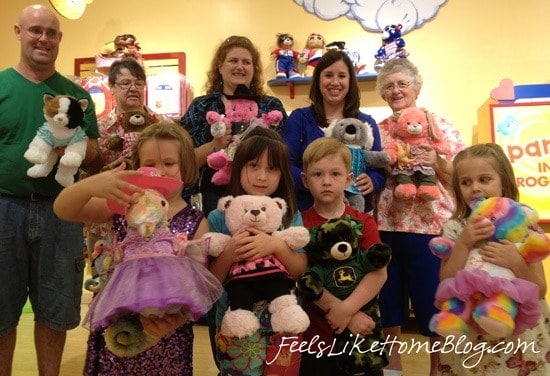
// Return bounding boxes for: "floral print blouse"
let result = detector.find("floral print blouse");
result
[377,111,465,235]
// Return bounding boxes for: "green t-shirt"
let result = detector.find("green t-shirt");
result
[0,68,99,196]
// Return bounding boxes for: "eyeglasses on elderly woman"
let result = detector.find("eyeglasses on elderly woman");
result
[382,80,411,93]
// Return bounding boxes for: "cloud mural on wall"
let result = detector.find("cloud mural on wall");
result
[293,0,448,34]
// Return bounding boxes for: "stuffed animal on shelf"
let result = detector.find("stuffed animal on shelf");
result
[99,34,141,59]
[202,195,310,338]
[429,197,550,338]
[384,107,449,201]
[24,93,89,187]
[374,24,409,72]
[324,118,390,210]
[96,34,143,73]
[298,217,391,374]
[104,110,157,158]
[326,41,368,75]
[271,33,301,79]
[84,167,224,357]
[118,34,141,59]
[206,84,282,185]
[298,33,326,76]
[98,36,124,57]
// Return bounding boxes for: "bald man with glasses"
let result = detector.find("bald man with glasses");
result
[0,5,102,375]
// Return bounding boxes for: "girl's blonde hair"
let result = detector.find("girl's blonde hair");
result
[226,127,296,228]
[451,143,519,219]
[130,122,199,187]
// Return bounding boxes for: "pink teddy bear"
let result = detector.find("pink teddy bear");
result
[205,85,282,185]
[385,107,449,201]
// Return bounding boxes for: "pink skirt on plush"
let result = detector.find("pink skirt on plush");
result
[83,231,223,331]
[434,268,541,334]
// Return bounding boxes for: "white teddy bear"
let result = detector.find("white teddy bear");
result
[202,194,310,338]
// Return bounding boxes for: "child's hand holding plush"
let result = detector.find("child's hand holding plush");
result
[202,194,310,338]
[429,197,550,338]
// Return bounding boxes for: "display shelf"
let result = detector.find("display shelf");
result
[74,52,191,117]
[267,73,378,98]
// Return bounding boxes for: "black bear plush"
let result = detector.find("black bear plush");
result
[298,216,391,375]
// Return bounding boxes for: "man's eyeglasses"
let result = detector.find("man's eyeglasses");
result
[115,80,146,90]
[23,26,61,41]
[383,81,411,93]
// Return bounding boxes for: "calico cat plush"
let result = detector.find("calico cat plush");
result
[24,93,88,186]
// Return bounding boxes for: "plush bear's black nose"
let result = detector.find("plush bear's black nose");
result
[336,243,348,253]
[345,124,357,135]
[250,209,261,217]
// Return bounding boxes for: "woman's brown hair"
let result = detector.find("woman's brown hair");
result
[204,35,266,98]
[309,50,360,128]
[108,57,146,85]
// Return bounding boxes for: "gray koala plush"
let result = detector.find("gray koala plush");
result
[324,118,390,211]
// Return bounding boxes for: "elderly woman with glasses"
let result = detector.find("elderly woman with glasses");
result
[375,58,465,376]
[97,57,169,167]
[89,57,168,286]
[91,58,170,261]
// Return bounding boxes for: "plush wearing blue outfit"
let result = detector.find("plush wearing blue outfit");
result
[282,106,385,212]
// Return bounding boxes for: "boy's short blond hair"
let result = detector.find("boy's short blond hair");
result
[302,137,351,172]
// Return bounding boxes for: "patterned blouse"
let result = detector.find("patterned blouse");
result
[376,111,465,235]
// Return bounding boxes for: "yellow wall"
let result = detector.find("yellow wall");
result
[3,0,550,144]
[2,0,549,298]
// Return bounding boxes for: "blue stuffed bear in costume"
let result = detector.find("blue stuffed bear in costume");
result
[374,24,409,71]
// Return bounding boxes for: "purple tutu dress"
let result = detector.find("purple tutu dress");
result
[84,227,222,330]
[84,205,219,376]
[434,248,541,334]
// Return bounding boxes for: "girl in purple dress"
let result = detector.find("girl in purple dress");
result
[54,123,218,375]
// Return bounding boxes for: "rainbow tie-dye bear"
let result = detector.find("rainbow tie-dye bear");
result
[429,197,550,338]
